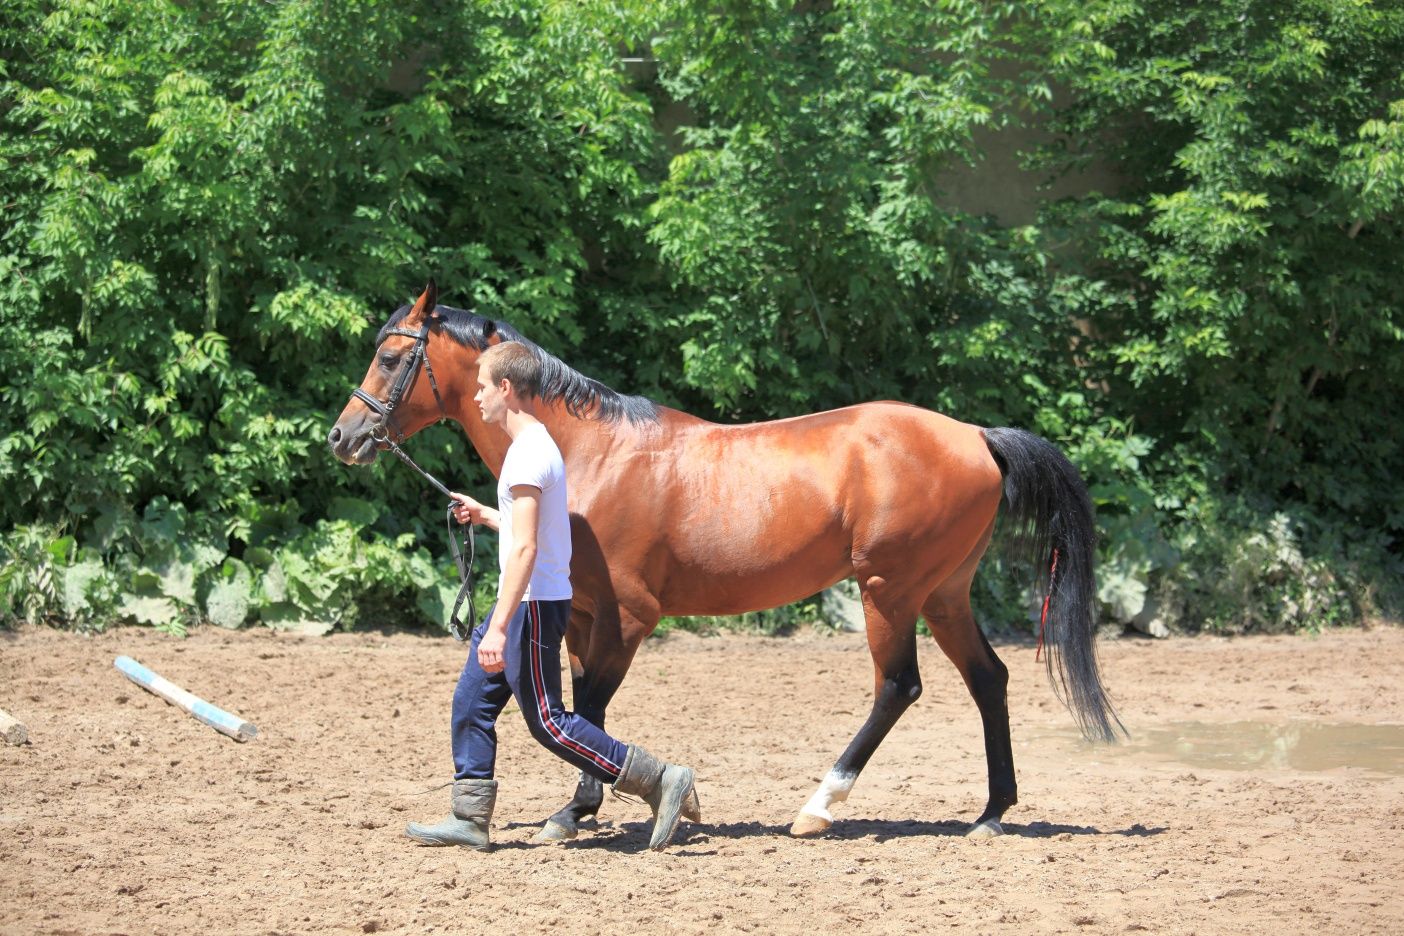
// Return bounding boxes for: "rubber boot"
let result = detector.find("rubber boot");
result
[612,744,699,851]
[404,778,497,850]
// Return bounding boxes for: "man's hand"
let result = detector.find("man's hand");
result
[477,625,507,673]
[450,492,486,526]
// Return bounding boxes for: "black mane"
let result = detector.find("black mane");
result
[378,304,659,427]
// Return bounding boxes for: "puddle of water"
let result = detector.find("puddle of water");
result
[1050,721,1404,776]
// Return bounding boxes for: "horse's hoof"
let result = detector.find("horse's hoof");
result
[532,820,577,843]
[790,812,831,837]
[966,819,1003,840]
[683,786,702,823]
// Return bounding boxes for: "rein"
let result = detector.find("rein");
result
[351,319,476,642]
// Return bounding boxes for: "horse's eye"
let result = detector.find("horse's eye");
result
[379,353,398,369]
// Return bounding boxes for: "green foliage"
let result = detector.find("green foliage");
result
[0,0,649,633]
[1015,0,1404,633]
[656,597,827,638]
[1,0,1398,637]
[1156,503,1395,635]
[0,493,482,635]
[1033,0,1404,536]
[0,525,69,627]
[644,0,1033,415]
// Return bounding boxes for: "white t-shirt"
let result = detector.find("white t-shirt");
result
[497,423,572,601]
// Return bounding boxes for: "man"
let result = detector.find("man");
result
[406,340,699,852]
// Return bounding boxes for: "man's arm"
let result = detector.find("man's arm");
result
[476,485,539,674]
[449,492,501,531]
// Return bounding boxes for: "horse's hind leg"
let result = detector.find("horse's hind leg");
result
[791,581,922,837]
[923,582,1016,839]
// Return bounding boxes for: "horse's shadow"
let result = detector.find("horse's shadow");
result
[498,817,1166,852]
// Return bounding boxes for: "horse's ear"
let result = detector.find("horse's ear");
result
[405,279,437,326]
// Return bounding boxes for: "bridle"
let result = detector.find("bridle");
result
[348,316,476,641]
[352,319,447,446]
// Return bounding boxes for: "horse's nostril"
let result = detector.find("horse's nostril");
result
[328,427,342,447]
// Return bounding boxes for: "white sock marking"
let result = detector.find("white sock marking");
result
[798,770,857,822]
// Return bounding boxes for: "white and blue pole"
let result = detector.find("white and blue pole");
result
[114,656,258,742]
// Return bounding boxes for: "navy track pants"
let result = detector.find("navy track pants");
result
[451,599,627,784]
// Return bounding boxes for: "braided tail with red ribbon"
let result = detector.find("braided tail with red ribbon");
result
[1035,548,1060,663]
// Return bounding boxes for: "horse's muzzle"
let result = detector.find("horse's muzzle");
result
[327,421,380,466]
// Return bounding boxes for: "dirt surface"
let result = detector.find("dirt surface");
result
[3,623,1402,936]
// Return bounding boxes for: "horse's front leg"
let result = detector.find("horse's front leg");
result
[532,604,645,842]
[532,660,610,842]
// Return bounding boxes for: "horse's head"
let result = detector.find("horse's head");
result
[329,281,656,467]
[327,280,471,465]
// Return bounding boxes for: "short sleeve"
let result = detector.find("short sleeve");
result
[500,433,552,492]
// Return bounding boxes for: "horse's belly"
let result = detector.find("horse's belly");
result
[655,536,851,616]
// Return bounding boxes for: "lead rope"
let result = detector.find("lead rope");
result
[1036,548,1060,663]
[374,428,477,643]
[445,504,476,642]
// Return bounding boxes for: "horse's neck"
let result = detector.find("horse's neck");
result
[534,403,624,461]
[456,415,510,478]
[455,402,617,480]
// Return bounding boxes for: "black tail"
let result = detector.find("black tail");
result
[983,427,1124,743]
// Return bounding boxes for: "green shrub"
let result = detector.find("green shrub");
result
[2,0,1398,638]
[1154,502,1397,635]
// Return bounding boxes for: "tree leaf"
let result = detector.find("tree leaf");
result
[205,558,252,629]
[118,593,180,627]
[59,557,106,618]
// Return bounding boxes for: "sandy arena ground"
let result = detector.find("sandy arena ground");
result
[2,623,1402,935]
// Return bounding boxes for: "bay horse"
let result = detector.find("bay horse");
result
[328,282,1121,842]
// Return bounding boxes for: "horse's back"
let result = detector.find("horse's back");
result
[682,400,1000,494]
[632,401,1002,613]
